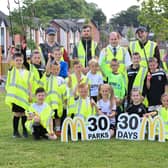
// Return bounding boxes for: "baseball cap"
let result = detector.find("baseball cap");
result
[46,27,56,35]
[136,26,147,33]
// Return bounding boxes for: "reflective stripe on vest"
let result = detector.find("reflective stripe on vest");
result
[76,97,94,117]
[133,66,147,93]
[105,46,125,64]
[130,41,156,67]
[38,46,46,66]
[6,68,31,109]
[30,64,44,86]
[6,93,29,107]
[27,103,54,134]
[46,75,60,108]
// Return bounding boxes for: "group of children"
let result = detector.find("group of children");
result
[5,46,168,140]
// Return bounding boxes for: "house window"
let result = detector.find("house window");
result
[1,27,5,56]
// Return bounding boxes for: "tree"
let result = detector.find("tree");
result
[138,0,168,40]
[10,0,103,35]
[109,5,140,28]
[92,8,106,27]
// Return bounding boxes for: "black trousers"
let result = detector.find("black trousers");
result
[32,125,48,140]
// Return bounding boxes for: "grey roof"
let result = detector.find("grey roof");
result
[52,19,78,32]
[0,11,9,26]
[52,18,99,32]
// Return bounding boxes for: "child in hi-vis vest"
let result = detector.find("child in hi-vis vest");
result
[25,87,57,140]
[5,52,33,138]
[159,93,168,140]
[44,56,67,136]
[68,83,97,139]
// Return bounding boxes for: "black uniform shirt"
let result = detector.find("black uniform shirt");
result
[147,69,167,106]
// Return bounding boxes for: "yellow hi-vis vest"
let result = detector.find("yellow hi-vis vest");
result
[38,45,64,66]
[25,102,54,134]
[66,73,90,115]
[132,66,147,93]
[44,75,65,117]
[68,97,96,118]
[100,46,128,89]
[30,64,44,100]
[77,40,97,67]
[160,50,168,73]
[159,107,168,140]
[129,40,157,67]
[5,67,32,110]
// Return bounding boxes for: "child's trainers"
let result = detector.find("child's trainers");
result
[13,132,21,138]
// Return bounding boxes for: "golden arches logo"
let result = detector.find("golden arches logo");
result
[61,117,87,142]
[139,116,165,142]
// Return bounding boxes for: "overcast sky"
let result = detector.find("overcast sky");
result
[86,0,140,21]
[0,0,140,21]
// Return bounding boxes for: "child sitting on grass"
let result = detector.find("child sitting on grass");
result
[25,87,57,140]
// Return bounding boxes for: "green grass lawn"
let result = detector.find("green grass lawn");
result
[0,93,168,168]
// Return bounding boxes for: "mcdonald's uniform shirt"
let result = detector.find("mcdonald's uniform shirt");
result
[43,74,66,118]
[97,99,116,126]
[159,107,168,139]
[5,67,33,111]
[86,71,103,97]
[72,39,99,67]
[129,40,160,67]
[25,102,54,134]
[126,103,147,117]
[66,73,90,115]
[146,69,167,106]
[107,72,125,100]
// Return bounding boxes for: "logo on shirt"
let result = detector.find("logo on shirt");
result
[158,76,162,81]
[138,108,142,113]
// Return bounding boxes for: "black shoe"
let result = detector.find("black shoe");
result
[23,130,28,138]
[13,132,21,138]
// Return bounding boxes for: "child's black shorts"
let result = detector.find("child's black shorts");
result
[12,103,25,113]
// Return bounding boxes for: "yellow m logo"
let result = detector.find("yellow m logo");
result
[139,116,165,142]
[61,117,87,142]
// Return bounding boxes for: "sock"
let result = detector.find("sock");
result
[56,126,60,131]
[21,116,27,132]
[53,119,56,131]
[13,116,20,133]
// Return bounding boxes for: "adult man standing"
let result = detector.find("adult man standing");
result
[129,26,160,68]
[39,27,69,66]
[72,25,99,74]
[99,31,131,83]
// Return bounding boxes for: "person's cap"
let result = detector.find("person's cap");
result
[46,27,56,35]
[136,26,147,33]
